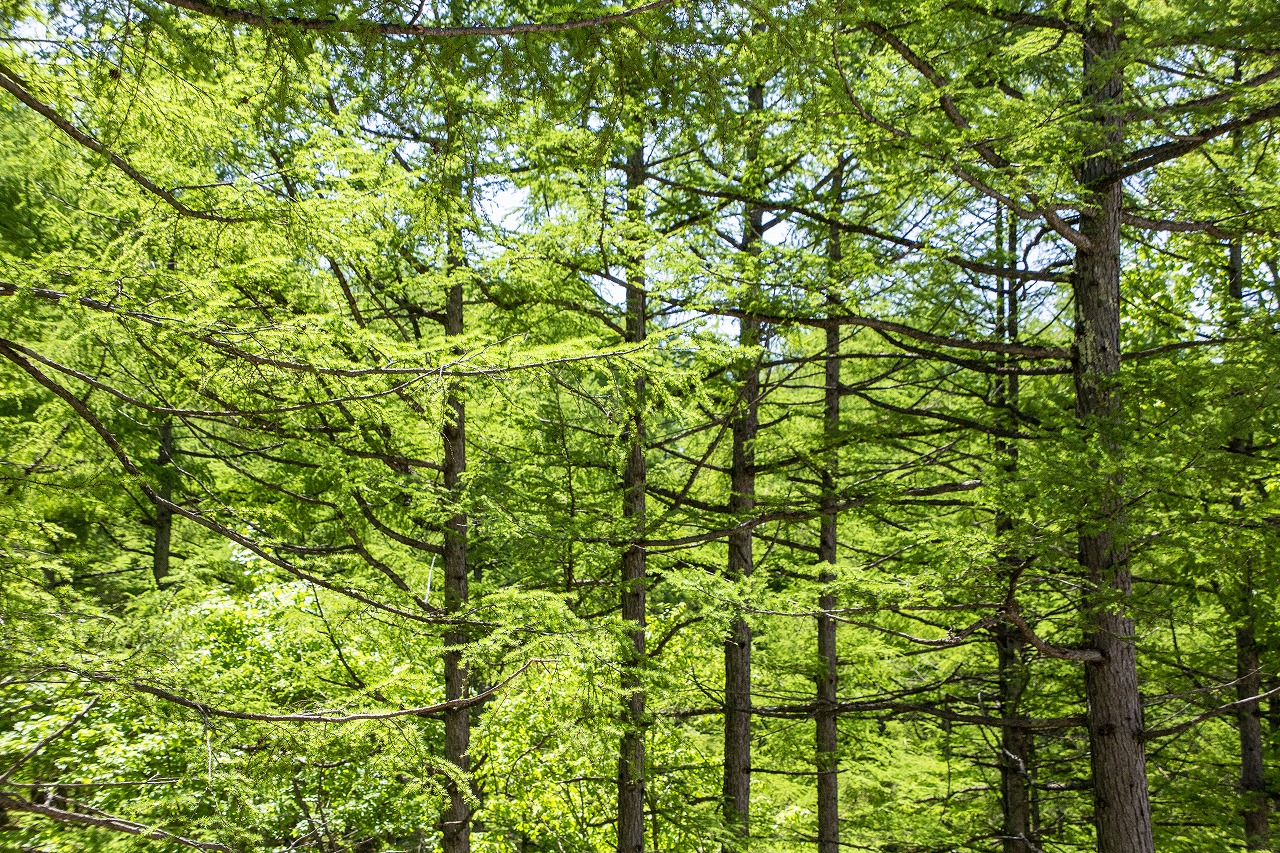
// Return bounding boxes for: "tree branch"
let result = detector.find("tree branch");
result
[155,0,673,36]
[0,62,244,223]
[0,793,234,852]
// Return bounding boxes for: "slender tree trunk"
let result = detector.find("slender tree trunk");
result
[815,321,840,853]
[1074,16,1154,853]
[815,168,842,853]
[994,207,1032,853]
[1239,622,1270,849]
[152,419,174,588]
[442,225,471,853]
[997,625,1032,853]
[723,81,764,851]
[1228,233,1270,850]
[618,144,648,853]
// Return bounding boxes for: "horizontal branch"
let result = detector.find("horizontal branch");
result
[716,305,1070,360]
[1145,683,1280,740]
[74,659,544,724]
[640,480,981,549]
[668,699,1082,730]
[157,0,673,36]
[0,793,233,852]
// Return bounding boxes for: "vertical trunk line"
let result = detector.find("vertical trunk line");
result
[618,143,648,853]
[1239,619,1269,849]
[815,160,843,853]
[723,81,765,851]
[996,625,1032,853]
[1075,9,1155,853]
[1228,213,1269,848]
[442,222,471,853]
[994,206,1032,853]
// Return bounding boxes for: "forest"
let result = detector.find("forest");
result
[2,0,1279,851]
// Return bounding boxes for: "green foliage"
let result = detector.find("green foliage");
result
[3,0,1280,851]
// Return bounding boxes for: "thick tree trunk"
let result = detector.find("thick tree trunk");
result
[152,419,174,588]
[1071,15,1155,853]
[442,261,471,853]
[815,184,842,853]
[723,82,764,850]
[1074,19,1154,853]
[618,145,648,853]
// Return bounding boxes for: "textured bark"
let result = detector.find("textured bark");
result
[997,625,1032,853]
[1238,625,1270,849]
[815,186,842,853]
[152,419,174,588]
[1229,236,1270,850]
[994,208,1031,853]
[442,264,471,853]
[815,374,839,853]
[1075,18,1154,853]
[618,145,648,853]
[723,82,764,850]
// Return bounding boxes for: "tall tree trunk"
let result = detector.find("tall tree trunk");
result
[723,81,764,851]
[152,419,174,588]
[815,166,842,853]
[1240,621,1270,849]
[997,625,1032,853]
[1075,14,1154,853]
[1228,233,1270,850]
[442,224,471,853]
[618,144,648,853]
[994,206,1032,853]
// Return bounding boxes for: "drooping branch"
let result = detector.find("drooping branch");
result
[1002,607,1102,663]
[0,793,235,853]
[0,697,99,785]
[0,286,647,378]
[0,62,245,223]
[0,342,470,627]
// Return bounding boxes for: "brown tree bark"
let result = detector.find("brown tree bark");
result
[1074,16,1155,853]
[618,144,648,853]
[994,207,1033,853]
[1239,622,1270,849]
[815,172,842,853]
[996,625,1032,853]
[1228,233,1270,850]
[442,236,471,853]
[723,81,764,851]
